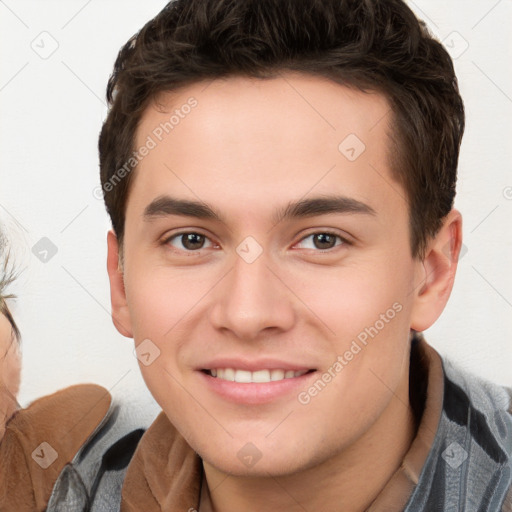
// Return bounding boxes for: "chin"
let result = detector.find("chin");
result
[196,431,330,479]
[202,450,306,478]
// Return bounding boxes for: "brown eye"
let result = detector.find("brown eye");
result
[166,232,213,251]
[312,233,337,249]
[182,233,205,250]
[295,232,346,251]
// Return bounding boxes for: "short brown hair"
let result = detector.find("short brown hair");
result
[99,0,464,258]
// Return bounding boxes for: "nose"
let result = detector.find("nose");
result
[208,249,296,341]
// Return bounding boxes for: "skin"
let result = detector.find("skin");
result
[0,312,21,440]
[107,73,462,511]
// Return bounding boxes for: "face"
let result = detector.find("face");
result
[109,74,446,476]
[0,312,20,437]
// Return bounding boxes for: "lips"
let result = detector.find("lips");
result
[197,358,316,404]
[206,368,310,383]
[199,366,316,405]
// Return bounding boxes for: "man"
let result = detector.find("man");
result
[5,0,512,510]
[98,0,512,509]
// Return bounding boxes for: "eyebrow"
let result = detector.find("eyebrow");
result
[143,195,376,224]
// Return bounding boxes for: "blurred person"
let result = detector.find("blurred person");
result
[0,233,141,510]
[0,246,21,439]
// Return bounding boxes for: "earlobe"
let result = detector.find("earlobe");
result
[410,210,463,332]
[106,230,133,338]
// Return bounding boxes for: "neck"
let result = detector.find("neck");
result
[199,366,417,512]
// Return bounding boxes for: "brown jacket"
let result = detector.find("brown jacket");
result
[0,384,111,511]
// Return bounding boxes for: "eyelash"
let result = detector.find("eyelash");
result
[162,230,351,254]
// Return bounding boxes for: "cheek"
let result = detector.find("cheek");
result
[0,343,21,403]
[290,254,414,408]
[124,270,192,413]
[125,266,204,340]
[288,253,414,341]
[124,267,213,400]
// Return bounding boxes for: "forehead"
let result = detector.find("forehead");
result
[129,73,402,225]
[136,73,391,154]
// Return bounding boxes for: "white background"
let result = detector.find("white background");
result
[0,0,511,412]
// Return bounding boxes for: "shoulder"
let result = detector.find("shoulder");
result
[45,392,152,511]
[408,355,512,512]
[44,408,171,511]
[121,412,202,511]
[443,361,512,511]
[0,384,112,511]
[441,358,512,467]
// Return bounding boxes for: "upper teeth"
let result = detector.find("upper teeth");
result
[210,368,308,383]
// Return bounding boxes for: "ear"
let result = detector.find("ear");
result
[410,209,463,332]
[106,230,133,338]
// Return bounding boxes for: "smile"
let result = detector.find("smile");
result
[205,368,311,383]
